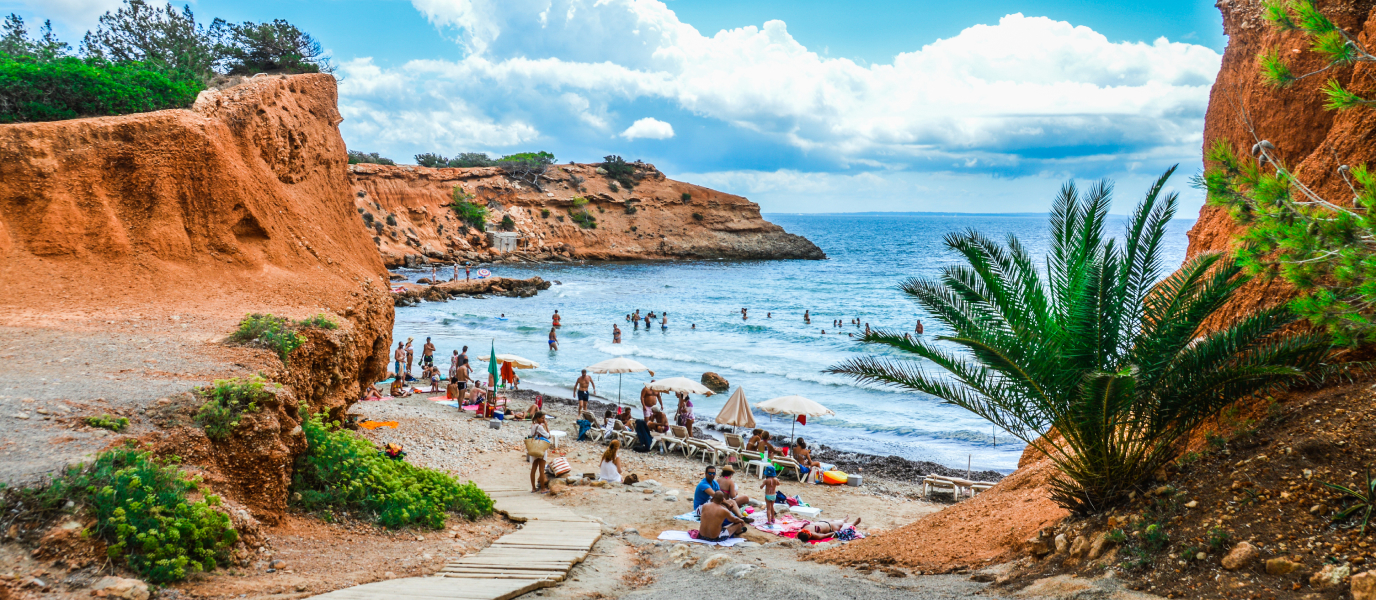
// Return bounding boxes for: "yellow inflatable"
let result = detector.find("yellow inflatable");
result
[821,471,848,485]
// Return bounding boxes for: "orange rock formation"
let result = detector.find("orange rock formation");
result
[348,162,825,267]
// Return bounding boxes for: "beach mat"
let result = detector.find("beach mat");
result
[657,530,746,547]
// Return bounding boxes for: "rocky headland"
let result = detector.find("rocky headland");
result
[349,162,826,267]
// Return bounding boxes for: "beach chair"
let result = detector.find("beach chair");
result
[922,475,960,499]
[969,481,997,495]
[772,456,804,481]
[680,428,718,461]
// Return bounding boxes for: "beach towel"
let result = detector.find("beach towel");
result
[672,511,700,522]
[657,530,746,547]
[358,421,399,430]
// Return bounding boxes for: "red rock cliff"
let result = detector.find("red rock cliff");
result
[1189,0,1376,322]
[348,162,825,267]
[0,74,393,520]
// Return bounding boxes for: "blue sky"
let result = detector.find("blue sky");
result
[6,0,1225,215]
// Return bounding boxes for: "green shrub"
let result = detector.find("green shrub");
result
[540,208,550,218]
[571,196,589,208]
[450,187,488,231]
[555,215,565,222]
[229,313,305,361]
[347,150,395,165]
[608,181,619,192]
[292,411,493,528]
[0,54,203,123]
[599,155,637,189]
[361,212,373,224]
[2,443,239,583]
[681,192,692,203]
[692,212,703,221]
[500,215,515,230]
[385,214,397,226]
[85,414,129,432]
[569,210,597,229]
[196,375,273,440]
[297,314,338,330]
[625,204,637,215]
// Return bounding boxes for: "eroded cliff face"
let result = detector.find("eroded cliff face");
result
[348,162,825,266]
[0,74,393,520]
[1189,0,1376,324]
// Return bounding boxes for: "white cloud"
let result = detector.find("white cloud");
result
[341,0,1220,176]
[620,117,674,140]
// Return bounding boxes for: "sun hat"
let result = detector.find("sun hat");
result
[764,466,777,478]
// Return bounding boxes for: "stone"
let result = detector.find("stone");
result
[700,553,731,571]
[91,577,150,600]
[724,564,755,578]
[269,559,287,569]
[1266,557,1301,575]
[1222,542,1259,570]
[1311,564,1351,590]
[384,571,396,578]
[701,372,730,392]
[1068,535,1089,558]
[1054,533,1069,554]
[669,544,691,560]
[663,495,677,501]
[1185,500,1198,508]
[1352,570,1376,600]
[1025,534,1052,557]
[1088,532,1115,560]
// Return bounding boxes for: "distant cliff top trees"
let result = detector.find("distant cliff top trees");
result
[0,0,331,123]
[413,151,556,190]
[348,151,395,166]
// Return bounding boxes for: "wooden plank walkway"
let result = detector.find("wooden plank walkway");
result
[309,486,601,600]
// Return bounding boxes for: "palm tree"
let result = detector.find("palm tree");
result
[828,166,1331,513]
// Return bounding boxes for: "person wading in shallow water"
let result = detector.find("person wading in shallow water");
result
[613,324,622,343]
[548,327,559,351]
[552,310,561,327]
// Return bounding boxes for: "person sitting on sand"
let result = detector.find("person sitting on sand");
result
[389,377,411,398]
[716,466,750,514]
[647,407,669,434]
[697,491,746,542]
[445,377,460,402]
[363,383,384,401]
[795,517,863,542]
[599,439,625,483]
[692,465,721,513]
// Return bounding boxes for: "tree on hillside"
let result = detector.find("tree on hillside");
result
[1,15,70,61]
[829,168,1332,513]
[81,0,215,80]
[211,18,333,75]
[1197,0,1376,345]
[497,151,555,190]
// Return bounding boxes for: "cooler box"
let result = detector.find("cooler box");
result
[846,474,863,487]
[789,506,822,518]
[489,419,502,430]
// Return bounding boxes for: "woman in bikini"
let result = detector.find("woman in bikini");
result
[548,327,559,351]
[529,412,551,493]
[796,516,863,542]
[613,324,622,344]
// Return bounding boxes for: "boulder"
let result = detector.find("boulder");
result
[1311,564,1351,590]
[1351,570,1376,600]
[1266,557,1301,576]
[1221,542,1258,570]
[91,577,149,600]
[1024,534,1052,557]
[1068,535,1089,558]
[701,372,730,392]
[700,553,731,571]
[1088,532,1115,560]
[1054,533,1069,554]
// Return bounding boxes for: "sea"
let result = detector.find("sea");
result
[391,213,1196,473]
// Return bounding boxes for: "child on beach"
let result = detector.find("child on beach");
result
[760,467,780,524]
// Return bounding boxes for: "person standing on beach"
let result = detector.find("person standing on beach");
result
[613,324,622,343]
[422,337,435,368]
[393,342,405,378]
[453,264,459,281]
[405,339,415,379]
[575,369,596,413]
[640,384,663,419]
[552,310,561,327]
[458,345,469,368]
[449,350,460,380]
[548,327,559,351]
[465,266,471,280]
[454,360,471,406]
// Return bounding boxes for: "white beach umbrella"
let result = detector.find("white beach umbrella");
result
[644,377,714,396]
[477,354,540,368]
[756,395,834,440]
[586,357,651,409]
[715,387,755,429]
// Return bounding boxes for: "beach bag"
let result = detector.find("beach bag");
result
[547,457,572,477]
[524,437,552,458]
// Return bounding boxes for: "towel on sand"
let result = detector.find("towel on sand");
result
[657,530,746,547]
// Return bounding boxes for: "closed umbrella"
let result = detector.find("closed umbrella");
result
[756,395,834,440]
[715,388,755,429]
[587,357,650,410]
[645,377,714,396]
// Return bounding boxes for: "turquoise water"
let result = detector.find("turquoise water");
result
[392,213,1195,472]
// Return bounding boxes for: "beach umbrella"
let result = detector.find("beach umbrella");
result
[486,341,498,387]
[586,357,650,410]
[715,388,755,429]
[644,377,714,396]
[477,354,540,369]
[756,395,834,440]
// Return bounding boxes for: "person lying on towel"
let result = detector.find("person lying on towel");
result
[697,491,747,542]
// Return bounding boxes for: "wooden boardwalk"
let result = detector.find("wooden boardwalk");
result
[309,486,601,600]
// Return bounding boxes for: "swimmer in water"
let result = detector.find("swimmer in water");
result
[804,309,810,324]
[741,308,748,320]
[661,313,668,330]
[613,324,622,343]
[549,327,559,351]
[766,312,771,318]
[691,324,696,329]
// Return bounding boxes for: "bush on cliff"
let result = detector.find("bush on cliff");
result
[230,313,305,361]
[348,150,395,166]
[450,187,488,231]
[0,53,203,123]
[599,155,638,190]
[1,442,238,584]
[196,375,274,440]
[830,167,1333,513]
[293,411,493,528]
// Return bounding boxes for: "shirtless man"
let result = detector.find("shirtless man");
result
[458,345,469,368]
[660,313,668,330]
[647,407,669,433]
[574,369,596,413]
[453,361,472,406]
[404,339,415,379]
[393,342,406,378]
[698,492,746,542]
[640,384,663,419]
[915,319,924,335]
[795,517,863,542]
[741,307,748,320]
[804,309,810,324]
[422,337,436,368]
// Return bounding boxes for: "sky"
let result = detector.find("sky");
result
[4,0,1227,215]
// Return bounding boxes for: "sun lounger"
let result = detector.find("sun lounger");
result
[772,456,804,481]
[922,475,960,498]
[659,426,690,455]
